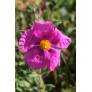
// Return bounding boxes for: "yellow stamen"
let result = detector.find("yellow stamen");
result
[40,40,51,50]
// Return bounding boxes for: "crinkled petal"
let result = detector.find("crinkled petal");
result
[31,21,56,39]
[48,57,60,71]
[19,29,40,52]
[24,47,46,69]
[51,28,72,48]
[44,48,61,71]
[32,21,55,31]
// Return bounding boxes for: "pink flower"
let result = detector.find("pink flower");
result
[19,21,71,71]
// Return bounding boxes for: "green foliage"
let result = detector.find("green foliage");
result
[15,0,76,92]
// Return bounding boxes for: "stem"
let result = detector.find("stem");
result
[37,70,46,92]
[53,70,58,84]
[38,74,46,92]
[53,70,61,92]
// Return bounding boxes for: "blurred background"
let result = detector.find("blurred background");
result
[15,0,76,92]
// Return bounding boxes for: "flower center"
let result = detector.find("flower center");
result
[40,40,51,50]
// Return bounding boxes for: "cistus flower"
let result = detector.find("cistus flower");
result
[19,21,71,71]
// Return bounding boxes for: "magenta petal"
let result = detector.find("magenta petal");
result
[48,57,60,71]
[19,29,40,52]
[24,47,46,69]
[32,21,55,31]
[51,28,72,48]
[44,48,61,71]
[19,31,28,52]
[31,21,56,39]
[59,33,72,48]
